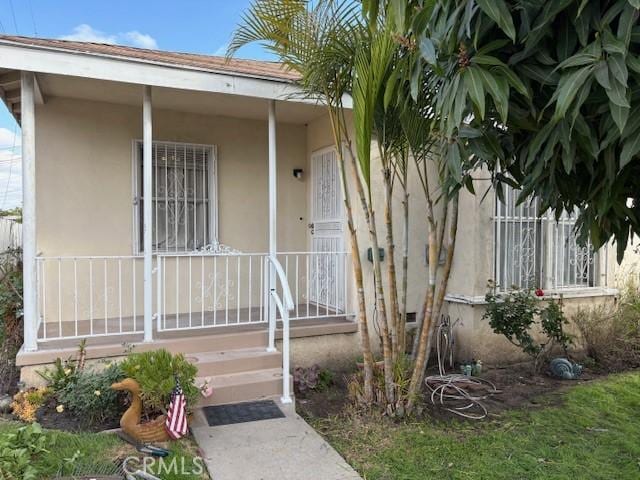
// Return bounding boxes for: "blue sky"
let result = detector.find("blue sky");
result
[0,0,270,208]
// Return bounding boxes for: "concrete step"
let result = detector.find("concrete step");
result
[158,328,268,355]
[186,347,281,376]
[196,368,292,407]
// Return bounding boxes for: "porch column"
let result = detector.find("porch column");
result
[22,71,37,352]
[143,86,153,342]
[267,99,277,352]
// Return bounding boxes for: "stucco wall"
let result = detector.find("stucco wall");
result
[36,96,308,255]
[32,97,636,366]
[34,96,309,324]
[305,113,433,361]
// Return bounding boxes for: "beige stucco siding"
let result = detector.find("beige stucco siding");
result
[36,96,308,256]
[35,96,309,324]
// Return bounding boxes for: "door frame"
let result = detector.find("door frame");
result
[307,145,347,311]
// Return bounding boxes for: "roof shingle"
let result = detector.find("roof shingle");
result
[0,34,300,82]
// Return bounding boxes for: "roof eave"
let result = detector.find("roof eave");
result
[0,38,298,84]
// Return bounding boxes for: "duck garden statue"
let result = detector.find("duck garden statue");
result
[111,378,171,443]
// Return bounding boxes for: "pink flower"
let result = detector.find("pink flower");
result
[535,288,544,297]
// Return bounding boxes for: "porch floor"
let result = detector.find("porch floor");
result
[37,302,344,343]
[20,315,356,366]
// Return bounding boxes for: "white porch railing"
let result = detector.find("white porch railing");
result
[36,256,144,341]
[34,251,351,343]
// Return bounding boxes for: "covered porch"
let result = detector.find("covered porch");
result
[0,36,356,401]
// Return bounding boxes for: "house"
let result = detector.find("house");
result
[0,35,634,405]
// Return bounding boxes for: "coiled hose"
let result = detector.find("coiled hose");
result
[424,317,500,420]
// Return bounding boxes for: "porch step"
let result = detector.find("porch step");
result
[186,347,281,376]
[196,368,292,407]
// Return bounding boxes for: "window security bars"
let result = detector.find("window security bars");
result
[135,141,216,253]
[494,187,596,291]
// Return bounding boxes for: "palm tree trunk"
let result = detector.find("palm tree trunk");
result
[407,220,437,409]
[327,107,375,404]
[344,138,394,405]
[383,165,400,362]
[398,168,409,358]
[422,194,459,375]
[407,173,439,409]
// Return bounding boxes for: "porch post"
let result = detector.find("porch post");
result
[267,99,277,352]
[22,71,37,352]
[143,86,153,342]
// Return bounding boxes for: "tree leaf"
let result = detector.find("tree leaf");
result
[557,52,598,70]
[629,0,640,8]
[610,101,630,133]
[447,142,462,182]
[553,65,594,121]
[603,28,627,55]
[476,39,511,55]
[594,60,611,89]
[620,134,640,169]
[608,53,629,87]
[618,3,638,48]
[419,36,436,65]
[471,54,507,66]
[464,67,486,120]
[478,67,509,122]
[621,105,640,139]
[476,0,517,42]
[496,65,529,97]
[606,77,631,107]
[626,54,640,74]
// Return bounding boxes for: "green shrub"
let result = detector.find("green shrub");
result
[57,362,125,427]
[573,283,640,371]
[0,423,52,479]
[484,287,572,370]
[0,249,23,394]
[37,357,80,393]
[120,349,198,414]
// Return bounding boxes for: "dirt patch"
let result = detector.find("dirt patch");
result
[296,371,352,419]
[297,362,635,422]
[33,396,124,432]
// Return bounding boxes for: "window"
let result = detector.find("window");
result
[494,186,597,291]
[134,141,217,253]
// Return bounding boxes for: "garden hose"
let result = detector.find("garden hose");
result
[424,318,500,420]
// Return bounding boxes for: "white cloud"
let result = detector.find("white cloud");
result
[122,31,159,50]
[0,128,20,149]
[60,24,117,44]
[60,24,158,50]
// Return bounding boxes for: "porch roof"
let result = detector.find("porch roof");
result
[0,35,351,123]
[0,35,301,83]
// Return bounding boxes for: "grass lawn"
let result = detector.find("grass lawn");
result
[0,419,208,479]
[311,372,640,480]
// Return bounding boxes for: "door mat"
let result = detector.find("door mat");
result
[203,400,285,426]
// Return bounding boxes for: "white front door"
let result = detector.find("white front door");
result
[309,147,345,311]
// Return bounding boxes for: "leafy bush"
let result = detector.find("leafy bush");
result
[37,357,80,393]
[573,284,640,371]
[484,287,572,370]
[120,349,198,414]
[10,387,50,423]
[293,365,334,395]
[0,249,23,394]
[57,362,125,427]
[0,423,52,480]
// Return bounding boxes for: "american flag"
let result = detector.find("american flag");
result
[165,377,188,440]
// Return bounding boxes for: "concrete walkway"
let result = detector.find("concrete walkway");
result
[191,401,362,480]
